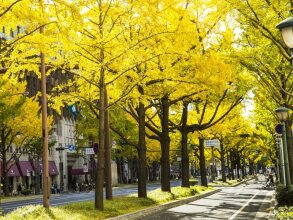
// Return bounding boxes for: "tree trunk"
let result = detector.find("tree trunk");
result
[160,96,171,192]
[227,152,231,180]
[95,48,105,210]
[152,162,157,181]
[230,150,235,180]
[181,102,190,188]
[104,88,112,200]
[236,155,240,179]
[248,159,253,175]
[199,138,207,187]
[35,158,41,194]
[3,159,9,196]
[137,98,147,198]
[220,142,226,183]
[1,131,9,196]
[286,120,293,184]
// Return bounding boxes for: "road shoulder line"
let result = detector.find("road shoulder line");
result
[228,191,259,220]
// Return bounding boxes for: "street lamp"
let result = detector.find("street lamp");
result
[56,144,66,192]
[275,107,291,186]
[276,17,293,48]
[276,107,289,121]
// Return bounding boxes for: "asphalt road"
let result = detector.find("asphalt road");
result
[1,181,181,215]
[143,178,273,220]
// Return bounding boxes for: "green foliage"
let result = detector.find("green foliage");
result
[3,186,212,219]
[147,189,175,203]
[0,205,82,220]
[23,138,55,159]
[209,179,239,186]
[189,179,199,186]
[21,189,32,196]
[276,185,293,207]
[190,185,210,193]
[2,197,155,220]
[227,180,239,185]
[275,206,293,220]
[171,186,197,199]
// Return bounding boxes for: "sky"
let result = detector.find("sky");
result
[242,90,255,118]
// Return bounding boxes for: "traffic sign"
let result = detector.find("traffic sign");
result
[67,145,76,152]
[83,163,88,173]
[112,140,117,149]
[275,124,282,134]
[205,139,220,147]
[85,148,95,155]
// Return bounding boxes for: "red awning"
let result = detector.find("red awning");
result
[39,161,59,176]
[0,161,21,177]
[19,161,34,176]
[7,164,21,177]
[71,168,92,175]
[49,161,59,176]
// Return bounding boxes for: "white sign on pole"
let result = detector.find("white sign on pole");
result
[112,140,117,149]
[205,139,220,147]
[85,148,95,155]
[83,164,88,173]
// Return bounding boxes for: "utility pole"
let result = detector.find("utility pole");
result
[281,121,291,186]
[211,146,215,182]
[104,88,112,200]
[40,23,49,208]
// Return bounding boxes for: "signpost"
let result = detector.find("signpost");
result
[85,148,95,155]
[83,163,88,173]
[112,141,117,149]
[205,139,220,182]
[205,139,220,147]
[275,124,282,134]
[67,145,75,152]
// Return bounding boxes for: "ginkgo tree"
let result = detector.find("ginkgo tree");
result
[48,0,185,209]
[225,0,293,183]
[252,86,279,178]
[204,108,250,182]
[0,76,49,196]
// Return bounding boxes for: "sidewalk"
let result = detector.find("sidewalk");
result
[108,188,222,220]
[268,193,276,220]
[253,190,274,219]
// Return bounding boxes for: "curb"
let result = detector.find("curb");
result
[107,189,221,220]
[232,178,254,187]
[209,178,254,188]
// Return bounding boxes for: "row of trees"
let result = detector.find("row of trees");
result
[224,0,293,182]
[0,0,282,211]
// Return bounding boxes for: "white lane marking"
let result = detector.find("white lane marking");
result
[228,191,259,220]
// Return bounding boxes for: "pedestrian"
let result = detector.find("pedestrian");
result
[53,182,58,193]
[17,183,22,195]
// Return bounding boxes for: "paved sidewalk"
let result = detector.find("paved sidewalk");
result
[140,180,274,220]
[108,189,221,220]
